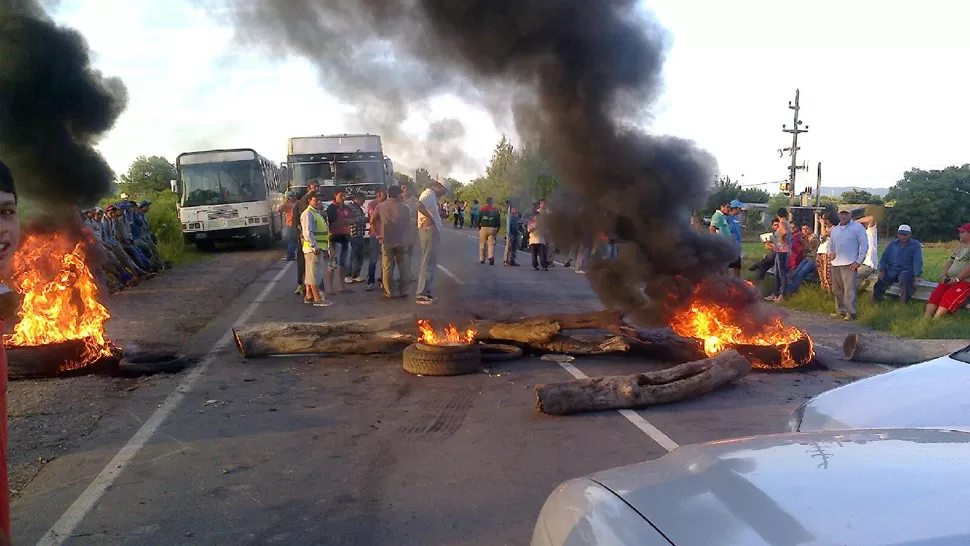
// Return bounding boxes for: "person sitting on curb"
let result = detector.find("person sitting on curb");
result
[872,224,922,305]
[924,223,970,320]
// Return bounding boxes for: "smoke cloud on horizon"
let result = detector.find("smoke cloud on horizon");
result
[0,0,128,206]
[211,0,760,323]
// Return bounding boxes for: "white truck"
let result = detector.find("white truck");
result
[284,134,394,238]
[172,148,285,251]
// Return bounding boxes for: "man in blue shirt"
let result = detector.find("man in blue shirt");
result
[727,199,744,276]
[872,224,923,304]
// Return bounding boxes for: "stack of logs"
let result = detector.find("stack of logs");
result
[233,310,755,415]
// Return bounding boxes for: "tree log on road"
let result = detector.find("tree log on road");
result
[473,310,625,344]
[625,327,706,362]
[528,334,632,355]
[534,350,752,415]
[234,315,417,358]
[842,333,970,365]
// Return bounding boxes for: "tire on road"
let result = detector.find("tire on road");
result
[402,343,482,376]
[479,343,524,363]
[118,352,188,377]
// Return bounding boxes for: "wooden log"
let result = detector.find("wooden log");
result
[518,310,625,331]
[534,350,752,415]
[627,327,707,362]
[233,316,417,358]
[842,333,970,366]
[474,310,627,344]
[528,334,632,355]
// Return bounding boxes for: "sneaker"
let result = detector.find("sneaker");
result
[303,299,313,304]
[353,276,364,283]
[563,260,572,268]
[829,312,843,318]
[344,276,355,284]
[575,269,586,275]
[295,286,305,295]
[366,283,375,291]
[764,296,778,302]
[844,314,857,321]
[542,267,549,271]
[415,295,434,305]
[313,300,332,307]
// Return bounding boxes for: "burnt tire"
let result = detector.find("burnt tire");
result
[479,343,524,363]
[402,343,481,376]
[118,352,188,377]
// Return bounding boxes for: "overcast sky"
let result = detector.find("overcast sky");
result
[56,0,970,193]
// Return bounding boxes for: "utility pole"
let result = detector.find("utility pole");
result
[780,89,809,208]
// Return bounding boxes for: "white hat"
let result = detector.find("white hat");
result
[438,178,451,194]
[897,224,912,233]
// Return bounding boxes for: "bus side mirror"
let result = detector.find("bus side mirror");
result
[170,180,178,193]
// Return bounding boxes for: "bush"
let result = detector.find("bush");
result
[145,191,199,266]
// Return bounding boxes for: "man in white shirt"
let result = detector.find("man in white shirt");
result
[414,179,449,304]
[827,206,869,320]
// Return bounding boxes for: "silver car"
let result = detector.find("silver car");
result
[789,347,970,433]
[532,428,970,546]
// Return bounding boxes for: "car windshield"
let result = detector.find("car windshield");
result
[180,160,265,207]
[948,344,970,363]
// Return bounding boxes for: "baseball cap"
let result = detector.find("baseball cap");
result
[729,199,743,208]
[958,223,970,233]
[897,224,912,233]
[838,205,853,213]
[139,200,151,207]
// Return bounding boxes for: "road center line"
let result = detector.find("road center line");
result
[35,261,293,546]
[556,361,680,452]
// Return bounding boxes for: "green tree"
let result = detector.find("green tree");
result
[705,176,741,214]
[886,165,970,242]
[738,187,770,203]
[414,168,433,189]
[120,155,176,196]
[392,171,413,186]
[840,189,884,205]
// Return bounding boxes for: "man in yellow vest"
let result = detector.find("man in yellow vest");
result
[300,191,332,307]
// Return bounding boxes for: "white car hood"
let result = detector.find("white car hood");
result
[798,355,970,432]
[591,429,970,546]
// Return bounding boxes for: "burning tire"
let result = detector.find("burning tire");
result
[479,343,524,363]
[402,343,482,376]
[6,339,121,380]
[118,352,188,377]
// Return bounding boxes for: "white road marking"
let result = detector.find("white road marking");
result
[36,262,293,546]
[556,361,680,452]
[436,264,465,285]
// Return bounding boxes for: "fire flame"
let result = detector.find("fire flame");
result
[669,299,813,369]
[417,319,477,345]
[4,231,114,369]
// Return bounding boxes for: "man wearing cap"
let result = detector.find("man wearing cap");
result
[872,224,922,304]
[294,180,321,294]
[924,223,970,319]
[827,205,869,320]
[415,179,449,304]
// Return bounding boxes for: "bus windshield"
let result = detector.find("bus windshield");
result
[291,160,385,187]
[180,160,266,207]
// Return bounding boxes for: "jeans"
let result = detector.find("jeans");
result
[504,232,520,264]
[530,244,549,269]
[417,228,439,297]
[349,236,365,277]
[479,227,498,261]
[367,235,381,285]
[872,270,916,304]
[773,252,790,297]
[787,260,818,295]
[283,226,298,260]
[832,265,859,315]
[329,240,350,271]
[753,253,776,282]
[381,243,409,297]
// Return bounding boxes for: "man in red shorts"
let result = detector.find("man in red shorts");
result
[925,223,970,319]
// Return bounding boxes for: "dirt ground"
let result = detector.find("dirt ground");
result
[6,245,282,495]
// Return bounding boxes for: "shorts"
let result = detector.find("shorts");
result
[329,239,350,270]
[304,250,327,286]
[728,258,742,270]
[928,280,970,313]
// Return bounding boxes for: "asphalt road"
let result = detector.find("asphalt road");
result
[11,229,888,545]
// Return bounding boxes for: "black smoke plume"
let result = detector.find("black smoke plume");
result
[0,0,127,206]
[213,0,767,325]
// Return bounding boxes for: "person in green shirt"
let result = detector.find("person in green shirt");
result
[709,200,733,241]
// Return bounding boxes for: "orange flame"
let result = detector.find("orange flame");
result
[4,232,114,369]
[417,319,477,345]
[669,299,813,369]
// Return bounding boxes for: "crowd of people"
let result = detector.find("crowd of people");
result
[718,202,970,321]
[81,200,168,294]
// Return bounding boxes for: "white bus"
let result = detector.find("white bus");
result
[173,148,285,251]
[285,134,394,238]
